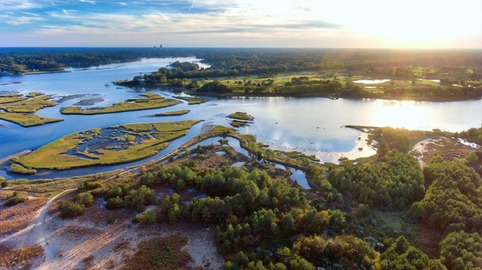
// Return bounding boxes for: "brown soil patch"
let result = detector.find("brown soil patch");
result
[121,234,191,270]
[418,224,443,258]
[0,198,48,235]
[0,244,43,268]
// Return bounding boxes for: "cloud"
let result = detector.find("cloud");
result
[0,14,45,25]
[0,0,480,48]
[79,0,95,4]
[0,0,41,10]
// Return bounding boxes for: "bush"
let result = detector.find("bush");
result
[5,192,28,206]
[123,185,156,212]
[106,197,124,210]
[0,176,7,187]
[134,209,157,224]
[104,186,123,200]
[59,201,84,218]
[106,215,117,224]
[77,192,94,206]
[85,181,104,189]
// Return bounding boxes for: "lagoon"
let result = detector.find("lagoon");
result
[1,58,481,180]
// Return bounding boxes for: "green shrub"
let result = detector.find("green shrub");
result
[59,201,84,218]
[104,185,123,200]
[106,197,124,210]
[77,192,94,206]
[84,181,105,190]
[123,185,156,212]
[90,187,105,197]
[106,215,117,224]
[134,209,157,224]
[0,176,7,188]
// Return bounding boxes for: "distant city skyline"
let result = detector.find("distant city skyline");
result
[0,0,481,48]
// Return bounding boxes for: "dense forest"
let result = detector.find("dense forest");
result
[52,128,482,270]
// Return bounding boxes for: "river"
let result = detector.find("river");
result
[1,58,481,180]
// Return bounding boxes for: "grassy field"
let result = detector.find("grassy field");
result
[10,163,37,175]
[13,120,200,171]
[0,112,63,127]
[0,93,62,127]
[174,96,206,105]
[0,95,26,104]
[61,93,180,115]
[0,94,57,113]
[152,109,190,116]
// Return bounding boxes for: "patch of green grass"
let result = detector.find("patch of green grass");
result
[175,96,205,105]
[0,112,63,127]
[153,109,190,116]
[231,120,249,127]
[228,112,254,121]
[14,120,200,171]
[10,163,37,175]
[61,93,181,115]
[0,94,57,113]
[0,95,26,104]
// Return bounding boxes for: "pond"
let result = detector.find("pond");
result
[1,58,481,180]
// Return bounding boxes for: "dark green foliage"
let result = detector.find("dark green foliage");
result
[329,152,424,210]
[106,197,124,210]
[381,236,445,270]
[84,180,105,190]
[161,194,182,224]
[293,235,379,269]
[459,127,482,145]
[134,209,157,224]
[0,177,7,187]
[103,185,124,200]
[440,231,482,270]
[410,160,482,233]
[123,185,156,212]
[76,192,94,206]
[59,201,84,218]
[199,80,231,93]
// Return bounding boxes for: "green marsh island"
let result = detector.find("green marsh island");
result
[12,120,200,172]
[0,92,63,127]
[144,109,190,117]
[61,93,180,115]
[228,112,254,127]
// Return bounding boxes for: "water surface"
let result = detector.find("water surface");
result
[1,58,481,180]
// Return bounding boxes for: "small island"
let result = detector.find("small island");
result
[145,109,190,117]
[174,96,206,105]
[11,120,200,172]
[0,93,63,127]
[228,112,254,127]
[61,93,180,115]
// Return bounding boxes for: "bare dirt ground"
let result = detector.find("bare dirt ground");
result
[0,197,48,236]
[0,194,224,270]
[410,135,475,166]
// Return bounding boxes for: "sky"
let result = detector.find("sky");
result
[0,0,481,48]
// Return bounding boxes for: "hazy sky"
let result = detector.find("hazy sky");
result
[0,0,481,48]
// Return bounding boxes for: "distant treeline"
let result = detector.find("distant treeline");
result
[1,47,481,75]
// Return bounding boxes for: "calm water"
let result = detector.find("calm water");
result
[1,58,481,180]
